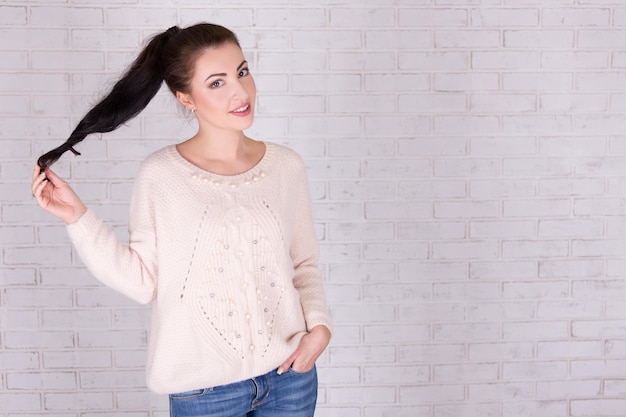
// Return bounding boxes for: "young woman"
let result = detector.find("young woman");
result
[31,23,332,417]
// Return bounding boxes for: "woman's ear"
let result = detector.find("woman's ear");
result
[176,91,195,112]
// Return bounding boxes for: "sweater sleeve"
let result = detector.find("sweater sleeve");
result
[66,164,157,304]
[289,160,332,334]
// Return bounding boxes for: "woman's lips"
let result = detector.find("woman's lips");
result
[230,104,251,116]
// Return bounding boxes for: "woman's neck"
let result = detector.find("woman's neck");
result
[176,131,265,176]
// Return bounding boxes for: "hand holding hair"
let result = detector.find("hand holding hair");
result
[32,165,87,225]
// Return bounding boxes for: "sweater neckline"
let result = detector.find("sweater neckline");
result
[168,141,273,186]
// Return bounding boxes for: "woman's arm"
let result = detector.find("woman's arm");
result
[32,164,158,304]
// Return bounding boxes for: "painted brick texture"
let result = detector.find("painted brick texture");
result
[2,1,626,416]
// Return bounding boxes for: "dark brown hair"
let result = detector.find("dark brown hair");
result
[37,23,240,169]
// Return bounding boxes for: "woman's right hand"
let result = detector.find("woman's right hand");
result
[32,165,87,224]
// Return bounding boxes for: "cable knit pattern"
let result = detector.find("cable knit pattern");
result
[66,142,332,394]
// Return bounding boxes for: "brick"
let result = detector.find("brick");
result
[8,372,77,390]
[502,240,569,258]
[256,8,325,27]
[331,51,395,71]
[5,331,74,349]
[399,385,464,404]
[503,282,569,299]
[44,393,113,411]
[470,137,536,156]
[469,342,534,361]
[399,8,467,27]
[328,221,394,241]
[472,51,538,69]
[434,201,500,218]
[435,158,500,178]
[0,352,39,371]
[503,361,568,380]
[329,94,395,113]
[399,344,465,363]
[399,181,467,199]
[436,403,501,417]
[434,363,498,382]
[434,323,500,341]
[435,30,501,48]
[571,360,626,378]
[470,221,535,238]
[469,260,537,280]
[0,393,42,411]
[537,380,601,399]
[399,303,466,322]
[0,6,27,25]
[503,401,567,417]
[400,51,468,71]
[0,51,28,69]
[471,94,536,113]
[542,51,608,69]
[471,8,539,26]
[31,6,103,26]
[503,322,568,340]
[434,116,499,135]
[504,30,575,48]
[330,8,394,27]
[539,259,604,278]
[470,179,535,199]
[106,8,178,27]
[0,29,67,49]
[539,177,604,196]
[292,74,360,93]
[468,302,535,321]
[400,94,467,113]
[328,387,395,404]
[364,324,430,344]
[538,219,603,238]
[399,262,467,281]
[365,30,431,49]
[469,382,535,402]
[578,30,626,48]
[434,73,499,92]
[292,116,360,137]
[364,242,429,260]
[503,72,573,91]
[43,351,112,369]
[432,241,499,260]
[258,95,325,114]
[80,370,145,389]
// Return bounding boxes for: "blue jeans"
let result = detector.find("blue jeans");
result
[169,366,318,417]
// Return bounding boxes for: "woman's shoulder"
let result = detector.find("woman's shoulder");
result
[266,141,306,171]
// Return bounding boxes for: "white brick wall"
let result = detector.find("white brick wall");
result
[2,1,626,416]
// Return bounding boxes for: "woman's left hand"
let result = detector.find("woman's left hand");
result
[278,325,331,375]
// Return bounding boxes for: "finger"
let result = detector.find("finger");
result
[43,168,65,187]
[33,179,48,203]
[32,172,47,196]
[43,167,57,182]
[32,165,41,182]
[278,352,298,375]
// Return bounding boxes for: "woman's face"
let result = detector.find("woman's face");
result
[178,42,256,133]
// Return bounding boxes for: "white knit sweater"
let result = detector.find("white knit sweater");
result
[66,142,332,394]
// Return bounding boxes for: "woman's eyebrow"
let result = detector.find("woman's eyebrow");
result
[204,60,248,82]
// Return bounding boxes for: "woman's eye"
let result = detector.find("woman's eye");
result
[210,80,224,88]
[239,68,249,77]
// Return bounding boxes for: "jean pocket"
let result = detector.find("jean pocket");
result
[288,364,316,375]
[169,388,206,400]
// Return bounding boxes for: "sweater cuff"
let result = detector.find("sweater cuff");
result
[66,208,100,241]
[306,313,333,335]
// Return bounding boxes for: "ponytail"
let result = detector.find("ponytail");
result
[38,23,240,169]
[37,26,181,169]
